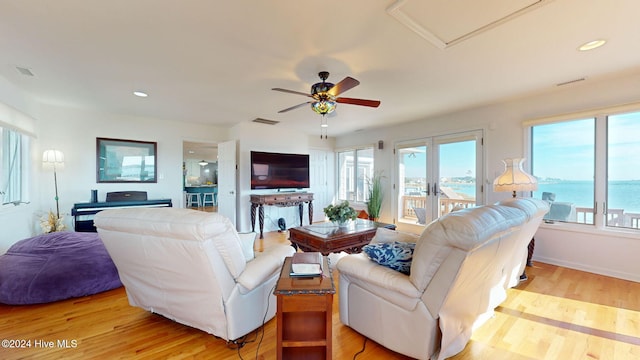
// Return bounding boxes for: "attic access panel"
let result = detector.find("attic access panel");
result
[387,0,552,49]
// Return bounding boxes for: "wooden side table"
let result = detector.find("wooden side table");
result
[274,256,335,360]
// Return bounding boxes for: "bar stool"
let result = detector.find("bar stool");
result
[186,192,201,208]
[202,192,216,207]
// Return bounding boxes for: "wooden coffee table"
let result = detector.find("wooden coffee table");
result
[288,219,396,255]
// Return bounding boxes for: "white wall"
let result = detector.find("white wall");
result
[0,90,337,251]
[3,69,640,282]
[232,121,335,233]
[0,77,41,249]
[336,70,640,282]
[0,100,229,252]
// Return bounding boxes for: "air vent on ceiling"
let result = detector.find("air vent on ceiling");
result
[253,118,279,125]
[556,77,586,87]
[16,66,34,76]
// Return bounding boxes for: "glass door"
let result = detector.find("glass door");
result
[436,135,480,217]
[396,130,483,225]
[397,144,429,224]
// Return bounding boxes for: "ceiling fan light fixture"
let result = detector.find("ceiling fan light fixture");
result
[273,71,379,117]
[198,160,208,166]
[311,100,336,115]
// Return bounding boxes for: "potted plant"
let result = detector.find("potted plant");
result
[324,201,357,227]
[366,172,384,221]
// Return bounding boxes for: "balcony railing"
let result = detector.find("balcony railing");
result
[402,195,475,222]
[402,197,640,229]
[403,196,427,219]
[575,207,640,228]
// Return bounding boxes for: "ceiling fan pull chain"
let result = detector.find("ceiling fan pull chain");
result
[320,115,328,139]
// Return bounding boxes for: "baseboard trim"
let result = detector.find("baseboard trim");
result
[534,255,640,283]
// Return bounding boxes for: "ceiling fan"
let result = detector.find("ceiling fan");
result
[272,71,381,115]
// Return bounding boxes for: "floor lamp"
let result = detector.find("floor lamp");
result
[493,157,538,279]
[42,150,65,219]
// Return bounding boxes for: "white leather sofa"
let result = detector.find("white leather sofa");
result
[337,198,549,360]
[94,208,295,341]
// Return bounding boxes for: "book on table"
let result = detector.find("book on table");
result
[290,252,323,276]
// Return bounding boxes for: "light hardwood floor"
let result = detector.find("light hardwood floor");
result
[1,230,639,359]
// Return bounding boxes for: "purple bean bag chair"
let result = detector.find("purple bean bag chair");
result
[0,231,122,305]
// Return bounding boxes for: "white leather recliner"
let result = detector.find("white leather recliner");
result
[94,208,295,341]
[337,198,549,360]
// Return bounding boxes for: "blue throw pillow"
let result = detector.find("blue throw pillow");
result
[362,241,416,275]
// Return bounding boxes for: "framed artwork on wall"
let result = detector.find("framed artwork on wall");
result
[96,137,157,183]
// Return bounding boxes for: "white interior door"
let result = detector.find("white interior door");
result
[309,149,333,223]
[217,140,237,224]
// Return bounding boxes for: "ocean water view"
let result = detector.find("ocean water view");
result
[441,180,640,214]
[536,180,640,214]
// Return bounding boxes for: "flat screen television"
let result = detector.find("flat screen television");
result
[250,151,310,190]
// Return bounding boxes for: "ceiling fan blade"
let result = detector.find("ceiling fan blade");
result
[336,97,381,108]
[327,77,360,97]
[278,101,311,113]
[272,88,312,97]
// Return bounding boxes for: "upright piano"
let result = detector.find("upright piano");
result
[71,198,173,232]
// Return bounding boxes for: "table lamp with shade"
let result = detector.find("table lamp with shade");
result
[493,157,538,277]
[493,158,538,198]
[42,149,64,219]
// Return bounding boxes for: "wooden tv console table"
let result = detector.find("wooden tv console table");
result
[250,193,313,239]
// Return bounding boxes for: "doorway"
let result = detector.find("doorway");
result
[183,141,218,212]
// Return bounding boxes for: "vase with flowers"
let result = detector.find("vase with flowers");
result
[40,210,66,233]
[324,200,357,227]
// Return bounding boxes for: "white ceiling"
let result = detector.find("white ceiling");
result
[2,0,640,138]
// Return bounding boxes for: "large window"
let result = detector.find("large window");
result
[531,119,595,224]
[337,147,373,203]
[529,109,640,229]
[1,127,30,206]
[607,112,640,228]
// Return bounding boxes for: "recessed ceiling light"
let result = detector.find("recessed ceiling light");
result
[133,91,148,97]
[16,66,34,76]
[578,39,606,51]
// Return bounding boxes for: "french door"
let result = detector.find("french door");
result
[396,130,483,225]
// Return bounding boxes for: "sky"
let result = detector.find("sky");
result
[402,140,476,179]
[401,112,640,182]
[532,113,640,181]
[532,119,595,180]
[396,114,640,212]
